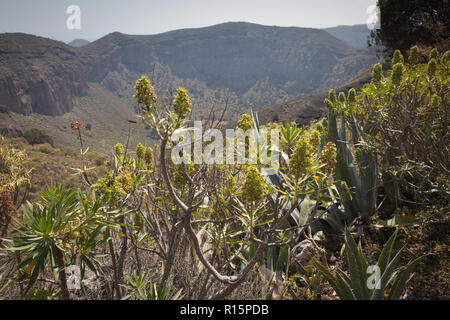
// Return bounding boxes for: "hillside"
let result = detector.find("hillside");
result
[83,22,377,113]
[1,83,151,151]
[258,67,374,126]
[323,24,371,48]
[0,33,94,115]
[0,22,378,149]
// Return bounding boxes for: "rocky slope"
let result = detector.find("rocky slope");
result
[0,22,378,121]
[0,33,93,116]
[258,67,374,126]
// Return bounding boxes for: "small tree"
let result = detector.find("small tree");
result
[371,0,450,55]
[127,76,337,299]
[24,129,54,147]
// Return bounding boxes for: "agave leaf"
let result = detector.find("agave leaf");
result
[275,245,289,272]
[387,255,426,300]
[313,257,355,300]
[376,230,398,275]
[266,246,275,272]
[359,150,378,215]
[376,215,420,228]
[371,245,405,300]
[344,229,369,299]
[363,110,377,135]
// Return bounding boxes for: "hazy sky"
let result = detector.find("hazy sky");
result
[0,0,377,42]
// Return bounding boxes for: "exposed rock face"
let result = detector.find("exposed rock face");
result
[0,33,90,116]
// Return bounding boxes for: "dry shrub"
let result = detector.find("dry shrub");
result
[0,189,18,237]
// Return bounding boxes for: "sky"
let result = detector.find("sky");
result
[0,0,377,43]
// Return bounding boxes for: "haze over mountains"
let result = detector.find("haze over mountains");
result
[68,39,90,47]
[323,24,371,48]
[0,22,378,147]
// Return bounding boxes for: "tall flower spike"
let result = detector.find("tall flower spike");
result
[347,88,356,104]
[144,147,153,166]
[289,137,314,180]
[428,58,437,78]
[338,92,346,103]
[324,98,334,110]
[173,88,192,118]
[114,143,124,157]
[392,50,404,65]
[430,48,438,61]
[443,50,450,65]
[320,142,337,175]
[237,114,253,131]
[372,63,383,87]
[408,46,419,65]
[392,63,403,86]
[136,143,145,160]
[240,166,266,204]
[309,130,320,149]
[134,76,157,109]
[328,89,337,103]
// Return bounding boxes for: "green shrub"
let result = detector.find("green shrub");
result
[24,129,54,147]
[34,143,54,154]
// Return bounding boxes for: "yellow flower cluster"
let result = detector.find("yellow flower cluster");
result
[237,114,253,131]
[240,166,266,204]
[289,137,314,180]
[320,142,337,175]
[134,76,157,108]
[114,143,124,157]
[173,88,192,118]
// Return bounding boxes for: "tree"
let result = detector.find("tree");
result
[371,0,450,55]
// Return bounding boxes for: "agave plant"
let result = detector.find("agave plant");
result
[309,89,379,236]
[121,270,183,300]
[1,185,121,299]
[313,228,425,300]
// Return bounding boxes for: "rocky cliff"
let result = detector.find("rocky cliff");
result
[0,33,92,115]
[0,23,378,118]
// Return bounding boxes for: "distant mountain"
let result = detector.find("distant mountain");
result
[323,24,371,48]
[68,39,90,47]
[0,22,378,146]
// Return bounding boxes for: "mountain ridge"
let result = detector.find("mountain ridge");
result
[323,24,371,48]
[0,22,378,148]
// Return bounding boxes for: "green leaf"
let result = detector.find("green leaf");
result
[25,249,47,294]
[344,229,369,299]
[376,230,397,275]
[376,215,420,227]
[313,257,355,300]
[275,246,289,272]
[371,245,405,300]
[388,255,426,300]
